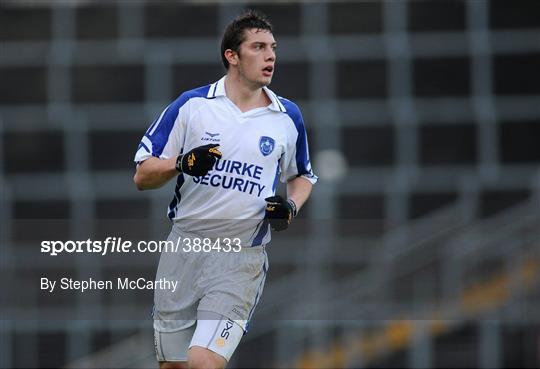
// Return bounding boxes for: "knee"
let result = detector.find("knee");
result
[159,362,188,369]
[188,346,226,369]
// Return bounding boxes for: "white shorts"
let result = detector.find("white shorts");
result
[153,226,269,362]
[154,311,245,362]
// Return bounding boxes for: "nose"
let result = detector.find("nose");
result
[265,49,275,62]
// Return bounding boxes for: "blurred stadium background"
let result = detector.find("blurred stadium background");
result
[1,0,539,368]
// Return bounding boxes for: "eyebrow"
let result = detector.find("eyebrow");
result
[251,41,277,47]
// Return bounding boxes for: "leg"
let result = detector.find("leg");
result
[159,361,188,369]
[188,346,227,369]
[187,312,246,369]
[185,245,268,368]
[153,227,201,368]
[155,323,196,369]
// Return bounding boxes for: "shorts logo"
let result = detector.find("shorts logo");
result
[231,307,243,317]
[215,338,226,347]
[259,136,275,156]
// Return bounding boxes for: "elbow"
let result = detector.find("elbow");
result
[134,171,160,191]
[133,172,147,191]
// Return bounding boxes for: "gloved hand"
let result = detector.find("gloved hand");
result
[264,195,297,231]
[176,144,222,176]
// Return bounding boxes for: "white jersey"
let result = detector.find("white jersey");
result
[134,76,317,246]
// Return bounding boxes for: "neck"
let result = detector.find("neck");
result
[224,72,270,112]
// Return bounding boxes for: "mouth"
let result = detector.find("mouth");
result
[262,66,274,76]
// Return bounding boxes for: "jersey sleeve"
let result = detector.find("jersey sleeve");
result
[279,100,318,184]
[134,95,189,164]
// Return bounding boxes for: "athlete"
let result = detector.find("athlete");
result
[133,10,317,369]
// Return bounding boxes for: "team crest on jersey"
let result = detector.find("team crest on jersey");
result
[259,136,275,156]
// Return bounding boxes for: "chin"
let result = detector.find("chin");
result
[260,77,272,86]
[250,79,269,88]
[245,75,272,88]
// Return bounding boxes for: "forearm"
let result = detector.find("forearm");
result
[133,156,178,190]
[286,176,313,211]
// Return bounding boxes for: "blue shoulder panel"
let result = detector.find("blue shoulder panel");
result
[279,98,311,177]
[146,84,211,157]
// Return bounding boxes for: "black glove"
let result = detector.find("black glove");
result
[264,195,298,232]
[176,144,222,176]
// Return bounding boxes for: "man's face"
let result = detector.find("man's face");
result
[235,28,276,87]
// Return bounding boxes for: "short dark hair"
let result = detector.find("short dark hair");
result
[220,10,273,69]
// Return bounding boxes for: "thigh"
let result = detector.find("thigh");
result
[189,311,245,362]
[154,323,196,362]
[197,247,269,331]
[154,228,202,325]
[154,228,203,362]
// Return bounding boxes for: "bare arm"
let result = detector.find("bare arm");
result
[133,156,178,191]
[286,176,313,212]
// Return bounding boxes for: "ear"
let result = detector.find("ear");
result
[224,49,239,67]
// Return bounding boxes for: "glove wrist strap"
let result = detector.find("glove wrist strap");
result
[175,155,184,173]
[287,199,298,218]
